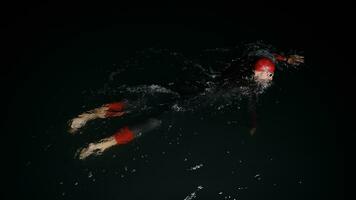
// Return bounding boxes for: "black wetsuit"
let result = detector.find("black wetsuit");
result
[108,42,289,131]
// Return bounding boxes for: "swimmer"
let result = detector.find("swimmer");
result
[68,42,304,159]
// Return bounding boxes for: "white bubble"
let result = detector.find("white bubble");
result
[184,186,204,200]
[188,164,204,171]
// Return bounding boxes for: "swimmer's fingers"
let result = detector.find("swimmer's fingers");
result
[295,55,304,63]
[287,55,304,65]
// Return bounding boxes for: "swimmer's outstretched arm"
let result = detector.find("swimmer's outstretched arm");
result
[273,53,304,65]
[68,101,127,134]
[77,118,162,160]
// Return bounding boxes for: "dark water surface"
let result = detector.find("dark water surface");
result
[6,10,345,200]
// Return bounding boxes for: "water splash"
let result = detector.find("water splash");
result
[183,186,204,200]
[188,164,204,171]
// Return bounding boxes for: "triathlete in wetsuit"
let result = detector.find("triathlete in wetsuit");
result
[68,42,304,159]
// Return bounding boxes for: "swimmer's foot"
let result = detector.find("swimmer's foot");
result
[76,118,162,160]
[77,137,117,160]
[68,102,127,134]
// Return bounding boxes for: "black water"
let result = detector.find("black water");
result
[6,7,346,200]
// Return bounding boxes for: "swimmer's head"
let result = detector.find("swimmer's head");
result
[253,58,275,87]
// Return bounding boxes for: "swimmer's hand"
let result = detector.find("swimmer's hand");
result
[286,55,304,65]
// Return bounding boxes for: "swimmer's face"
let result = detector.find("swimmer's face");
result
[254,70,273,89]
[254,70,273,82]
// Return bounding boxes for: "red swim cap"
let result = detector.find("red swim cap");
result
[254,58,276,73]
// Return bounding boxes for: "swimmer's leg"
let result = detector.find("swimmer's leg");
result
[77,118,162,160]
[68,101,128,134]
